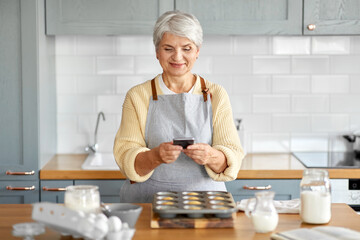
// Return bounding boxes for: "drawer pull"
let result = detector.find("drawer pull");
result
[6,170,35,175]
[42,186,66,192]
[6,185,36,191]
[243,185,272,190]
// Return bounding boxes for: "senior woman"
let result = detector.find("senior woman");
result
[113,10,244,203]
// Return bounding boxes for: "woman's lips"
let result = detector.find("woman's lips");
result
[170,63,184,68]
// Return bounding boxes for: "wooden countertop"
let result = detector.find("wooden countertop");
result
[1,203,359,239]
[40,153,360,180]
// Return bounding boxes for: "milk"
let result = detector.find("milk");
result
[251,213,279,233]
[300,191,331,224]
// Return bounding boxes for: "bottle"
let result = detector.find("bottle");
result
[245,191,279,233]
[300,169,331,224]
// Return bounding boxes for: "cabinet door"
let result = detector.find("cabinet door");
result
[40,180,73,203]
[226,179,300,202]
[0,0,39,180]
[304,0,360,35]
[175,0,302,35]
[0,181,39,204]
[74,180,125,203]
[45,0,174,35]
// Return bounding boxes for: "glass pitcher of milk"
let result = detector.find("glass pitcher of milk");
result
[245,191,279,233]
[300,169,331,224]
[64,185,100,214]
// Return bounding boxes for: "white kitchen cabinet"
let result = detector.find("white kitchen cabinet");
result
[0,0,56,203]
[45,0,174,35]
[226,179,301,202]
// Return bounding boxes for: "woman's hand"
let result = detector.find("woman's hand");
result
[183,143,227,173]
[158,142,183,164]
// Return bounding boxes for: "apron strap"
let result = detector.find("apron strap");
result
[200,76,211,102]
[151,78,158,101]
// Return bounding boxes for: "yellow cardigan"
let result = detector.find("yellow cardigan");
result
[113,74,244,182]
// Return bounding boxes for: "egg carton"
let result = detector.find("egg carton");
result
[32,202,135,240]
[152,191,237,219]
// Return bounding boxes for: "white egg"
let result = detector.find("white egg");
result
[78,217,95,234]
[92,218,109,239]
[107,216,122,232]
[96,213,108,222]
[122,222,129,230]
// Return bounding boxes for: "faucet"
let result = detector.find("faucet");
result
[85,112,106,153]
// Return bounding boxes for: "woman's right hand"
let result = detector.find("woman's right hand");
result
[158,142,183,164]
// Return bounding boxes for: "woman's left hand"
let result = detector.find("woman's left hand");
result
[182,143,227,173]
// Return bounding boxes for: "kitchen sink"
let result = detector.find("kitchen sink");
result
[81,153,119,170]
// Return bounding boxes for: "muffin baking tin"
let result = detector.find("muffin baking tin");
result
[152,191,237,219]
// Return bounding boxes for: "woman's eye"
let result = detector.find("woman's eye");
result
[165,48,172,51]
[184,48,191,51]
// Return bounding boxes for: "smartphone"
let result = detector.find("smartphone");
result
[173,137,195,149]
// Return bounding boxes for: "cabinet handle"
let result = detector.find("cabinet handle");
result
[6,170,35,175]
[6,185,36,191]
[307,24,316,31]
[243,185,272,190]
[42,186,66,192]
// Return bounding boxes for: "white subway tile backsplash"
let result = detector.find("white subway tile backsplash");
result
[350,75,360,93]
[97,56,134,74]
[76,36,116,55]
[55,35,360,153]
[116,76,145,94]
[233,37,270,55]
[135,56,162,74]
[77,75,116,94]
[272,75,310,93]
[331,56,360,74]
[290,134,329,152]
[351,36,360,54]
[58,95,96,114]
[273,37,310,55]
[116,36,154,55]
[272,114,310,132]
[201,36,232,55]
[57,56,96,75]
[253,95,290,113]
[292,95,329,113]
[253,56,290,74]
[312,37,350,55]
[292,56,329,74]
[97,95,125,114]
[331,95,360,113]
[233,76,271,94]
[192,56,213,74]
[55,36,76,55]
[311,114,349,132]
[57,75,77,94]
[312,75,349,93]
[230,95,252,113]
[252,133,290,153]
[213,56,252,74]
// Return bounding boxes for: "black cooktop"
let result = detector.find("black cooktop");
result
[292,152,360,168]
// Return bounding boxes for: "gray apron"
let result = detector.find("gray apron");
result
[120,77,226,203]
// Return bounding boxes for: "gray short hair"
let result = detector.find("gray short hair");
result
[153,11,203,51]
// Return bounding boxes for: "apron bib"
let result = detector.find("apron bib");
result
[120,77,226,203]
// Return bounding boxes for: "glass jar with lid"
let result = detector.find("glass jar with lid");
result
[300,169,331,224]
[64,185,100,214]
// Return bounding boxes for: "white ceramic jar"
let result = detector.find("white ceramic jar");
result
[64,185,100,214]
[300,169,331,224]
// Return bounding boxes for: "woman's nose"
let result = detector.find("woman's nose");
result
[172,50,182,61]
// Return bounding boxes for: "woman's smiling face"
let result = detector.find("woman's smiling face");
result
[156,32,200,78]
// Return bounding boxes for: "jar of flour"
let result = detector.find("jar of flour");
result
[300,169,331,224]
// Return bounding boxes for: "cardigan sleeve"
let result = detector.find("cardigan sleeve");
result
[204,84,245,181]
[113,84,154,182]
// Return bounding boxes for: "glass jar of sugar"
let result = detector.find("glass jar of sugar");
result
[300,169,331,224]
[64,185,100,214]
